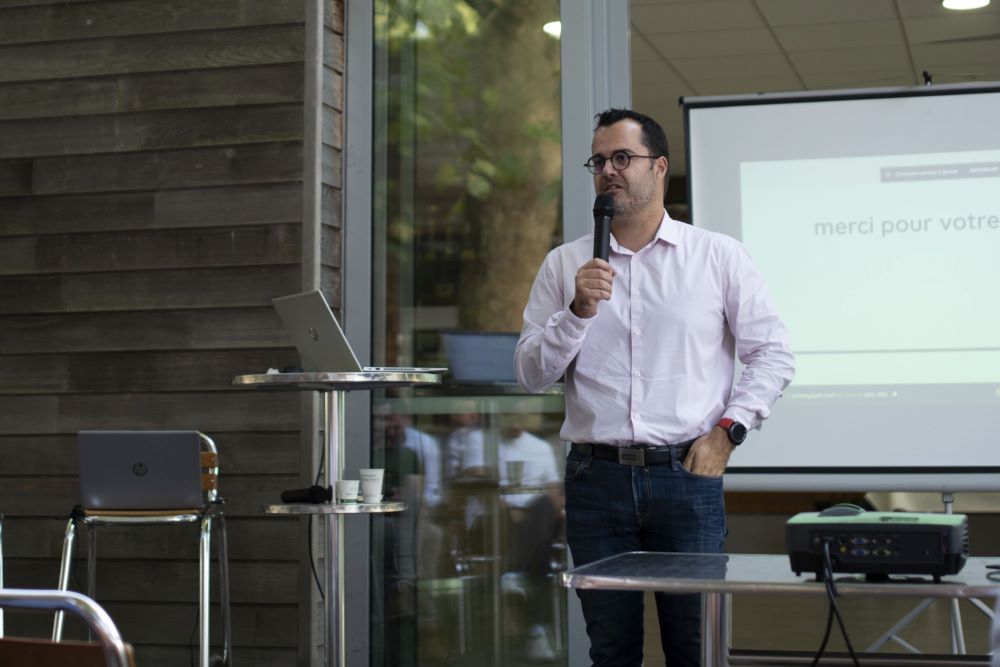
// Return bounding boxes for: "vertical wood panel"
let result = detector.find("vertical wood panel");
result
[0,1,329,664]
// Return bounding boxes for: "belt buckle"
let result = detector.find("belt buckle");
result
[618,447,645,466]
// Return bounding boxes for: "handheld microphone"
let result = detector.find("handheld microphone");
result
[592,193,615,261]
[280,484,332,504]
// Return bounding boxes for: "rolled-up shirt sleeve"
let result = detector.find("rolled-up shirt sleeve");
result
[722,242,796,430]
[514,249,592,393]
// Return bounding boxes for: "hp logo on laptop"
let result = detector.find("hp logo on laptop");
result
[132,462,148,477]
[308,327,319,342]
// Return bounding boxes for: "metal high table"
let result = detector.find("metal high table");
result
[233,371,442,667]
[562,551,1000,667]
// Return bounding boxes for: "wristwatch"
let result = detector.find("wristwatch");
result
[716,418,748,446]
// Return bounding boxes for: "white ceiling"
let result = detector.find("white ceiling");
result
[629,0,1000,176]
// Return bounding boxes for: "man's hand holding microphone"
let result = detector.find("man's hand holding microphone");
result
[570,193,616,319]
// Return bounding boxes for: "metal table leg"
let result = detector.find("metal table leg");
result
[702,591,731,667]
[324,390,346,667]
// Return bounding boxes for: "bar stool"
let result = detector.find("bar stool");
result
[52,432,232,667]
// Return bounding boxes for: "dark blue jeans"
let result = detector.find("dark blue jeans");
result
[565,447,727,667]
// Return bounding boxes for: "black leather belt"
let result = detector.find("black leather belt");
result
[571,441,695,467]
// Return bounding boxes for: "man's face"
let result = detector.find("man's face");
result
[373,410,410,447]
[590,119,665,218]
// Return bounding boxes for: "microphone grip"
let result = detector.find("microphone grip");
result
[281,484,332,504]
[593,216,611,261]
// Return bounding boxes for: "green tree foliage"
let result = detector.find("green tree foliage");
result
[378,0,562,335]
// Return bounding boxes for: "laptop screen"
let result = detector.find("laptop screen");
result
[272,291,364,372]
[272,290,447,374]
[78,431,204,510]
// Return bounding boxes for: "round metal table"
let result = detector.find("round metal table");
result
[233,371,441,667]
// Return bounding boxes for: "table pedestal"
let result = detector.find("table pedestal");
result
[702,591,731,667]
[234,371,441,667]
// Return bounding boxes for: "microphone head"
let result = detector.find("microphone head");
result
[593,193,615,217]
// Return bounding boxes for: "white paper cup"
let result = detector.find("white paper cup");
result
[361,480,383,503]
[360,468,384,503]
[335,479,360,503]
[505,460,525,487]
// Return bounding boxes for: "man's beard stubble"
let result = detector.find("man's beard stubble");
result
[612,165,658,220]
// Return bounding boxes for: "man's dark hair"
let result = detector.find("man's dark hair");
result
[594,108,670,205]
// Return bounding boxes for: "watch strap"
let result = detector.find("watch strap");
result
[716,417,747,445]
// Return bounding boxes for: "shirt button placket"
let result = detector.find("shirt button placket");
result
[630,256,642,438]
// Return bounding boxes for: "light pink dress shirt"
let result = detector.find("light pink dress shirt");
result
[514,212,795,446]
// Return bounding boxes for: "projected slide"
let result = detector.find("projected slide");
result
[741,149,1000,387]
[684,84,1000,485]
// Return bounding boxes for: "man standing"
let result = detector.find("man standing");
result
[514,108,794,667]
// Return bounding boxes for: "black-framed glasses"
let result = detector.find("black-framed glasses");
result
[584,151,661,175]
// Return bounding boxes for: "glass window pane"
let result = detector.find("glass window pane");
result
[371,2,565,666]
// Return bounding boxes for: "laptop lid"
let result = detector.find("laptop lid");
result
[78,431,204,510]
[272,290,364,372]
[272,290,446,373]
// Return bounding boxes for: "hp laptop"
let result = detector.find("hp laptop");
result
[78,431,204,510]
[272,290,446,373]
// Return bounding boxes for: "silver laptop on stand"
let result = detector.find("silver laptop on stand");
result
[272,290,445,373]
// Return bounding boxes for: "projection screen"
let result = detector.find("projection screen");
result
[682,82,1000,491]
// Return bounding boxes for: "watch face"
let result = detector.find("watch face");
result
[729,422,748,444]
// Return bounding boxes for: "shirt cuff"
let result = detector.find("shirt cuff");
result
[724,407,758,431]
[560,306,593,334]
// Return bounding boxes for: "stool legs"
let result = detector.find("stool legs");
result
[217,512,233,666]
[52,510,232,666]
[199,512,212,667]
[52,517,78,641]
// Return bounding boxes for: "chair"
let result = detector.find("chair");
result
[52,432,232,667]
[0,588,134,667]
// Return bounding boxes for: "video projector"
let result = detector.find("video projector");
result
[786,504,968,582]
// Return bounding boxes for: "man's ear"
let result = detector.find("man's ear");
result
[657,155,669,177]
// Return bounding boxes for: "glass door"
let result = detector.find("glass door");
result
[369,1,566,665]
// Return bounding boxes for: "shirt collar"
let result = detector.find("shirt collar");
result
[654,209,682,247]
[608,209,680,255]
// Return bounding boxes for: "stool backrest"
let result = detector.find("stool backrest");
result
[199,433,220,504]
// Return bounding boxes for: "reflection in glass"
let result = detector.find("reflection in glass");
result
[371,1,563,665]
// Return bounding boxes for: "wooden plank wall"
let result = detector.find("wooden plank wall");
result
[320,0,343,290]
[0,1,345,665]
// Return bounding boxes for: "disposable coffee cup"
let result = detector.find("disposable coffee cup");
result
[335,479,360,504]
[361,480,383,503]
[505,460,525,487]
[360,468,384,503]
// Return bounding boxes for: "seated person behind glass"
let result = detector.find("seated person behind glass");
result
[459,413,564,571]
